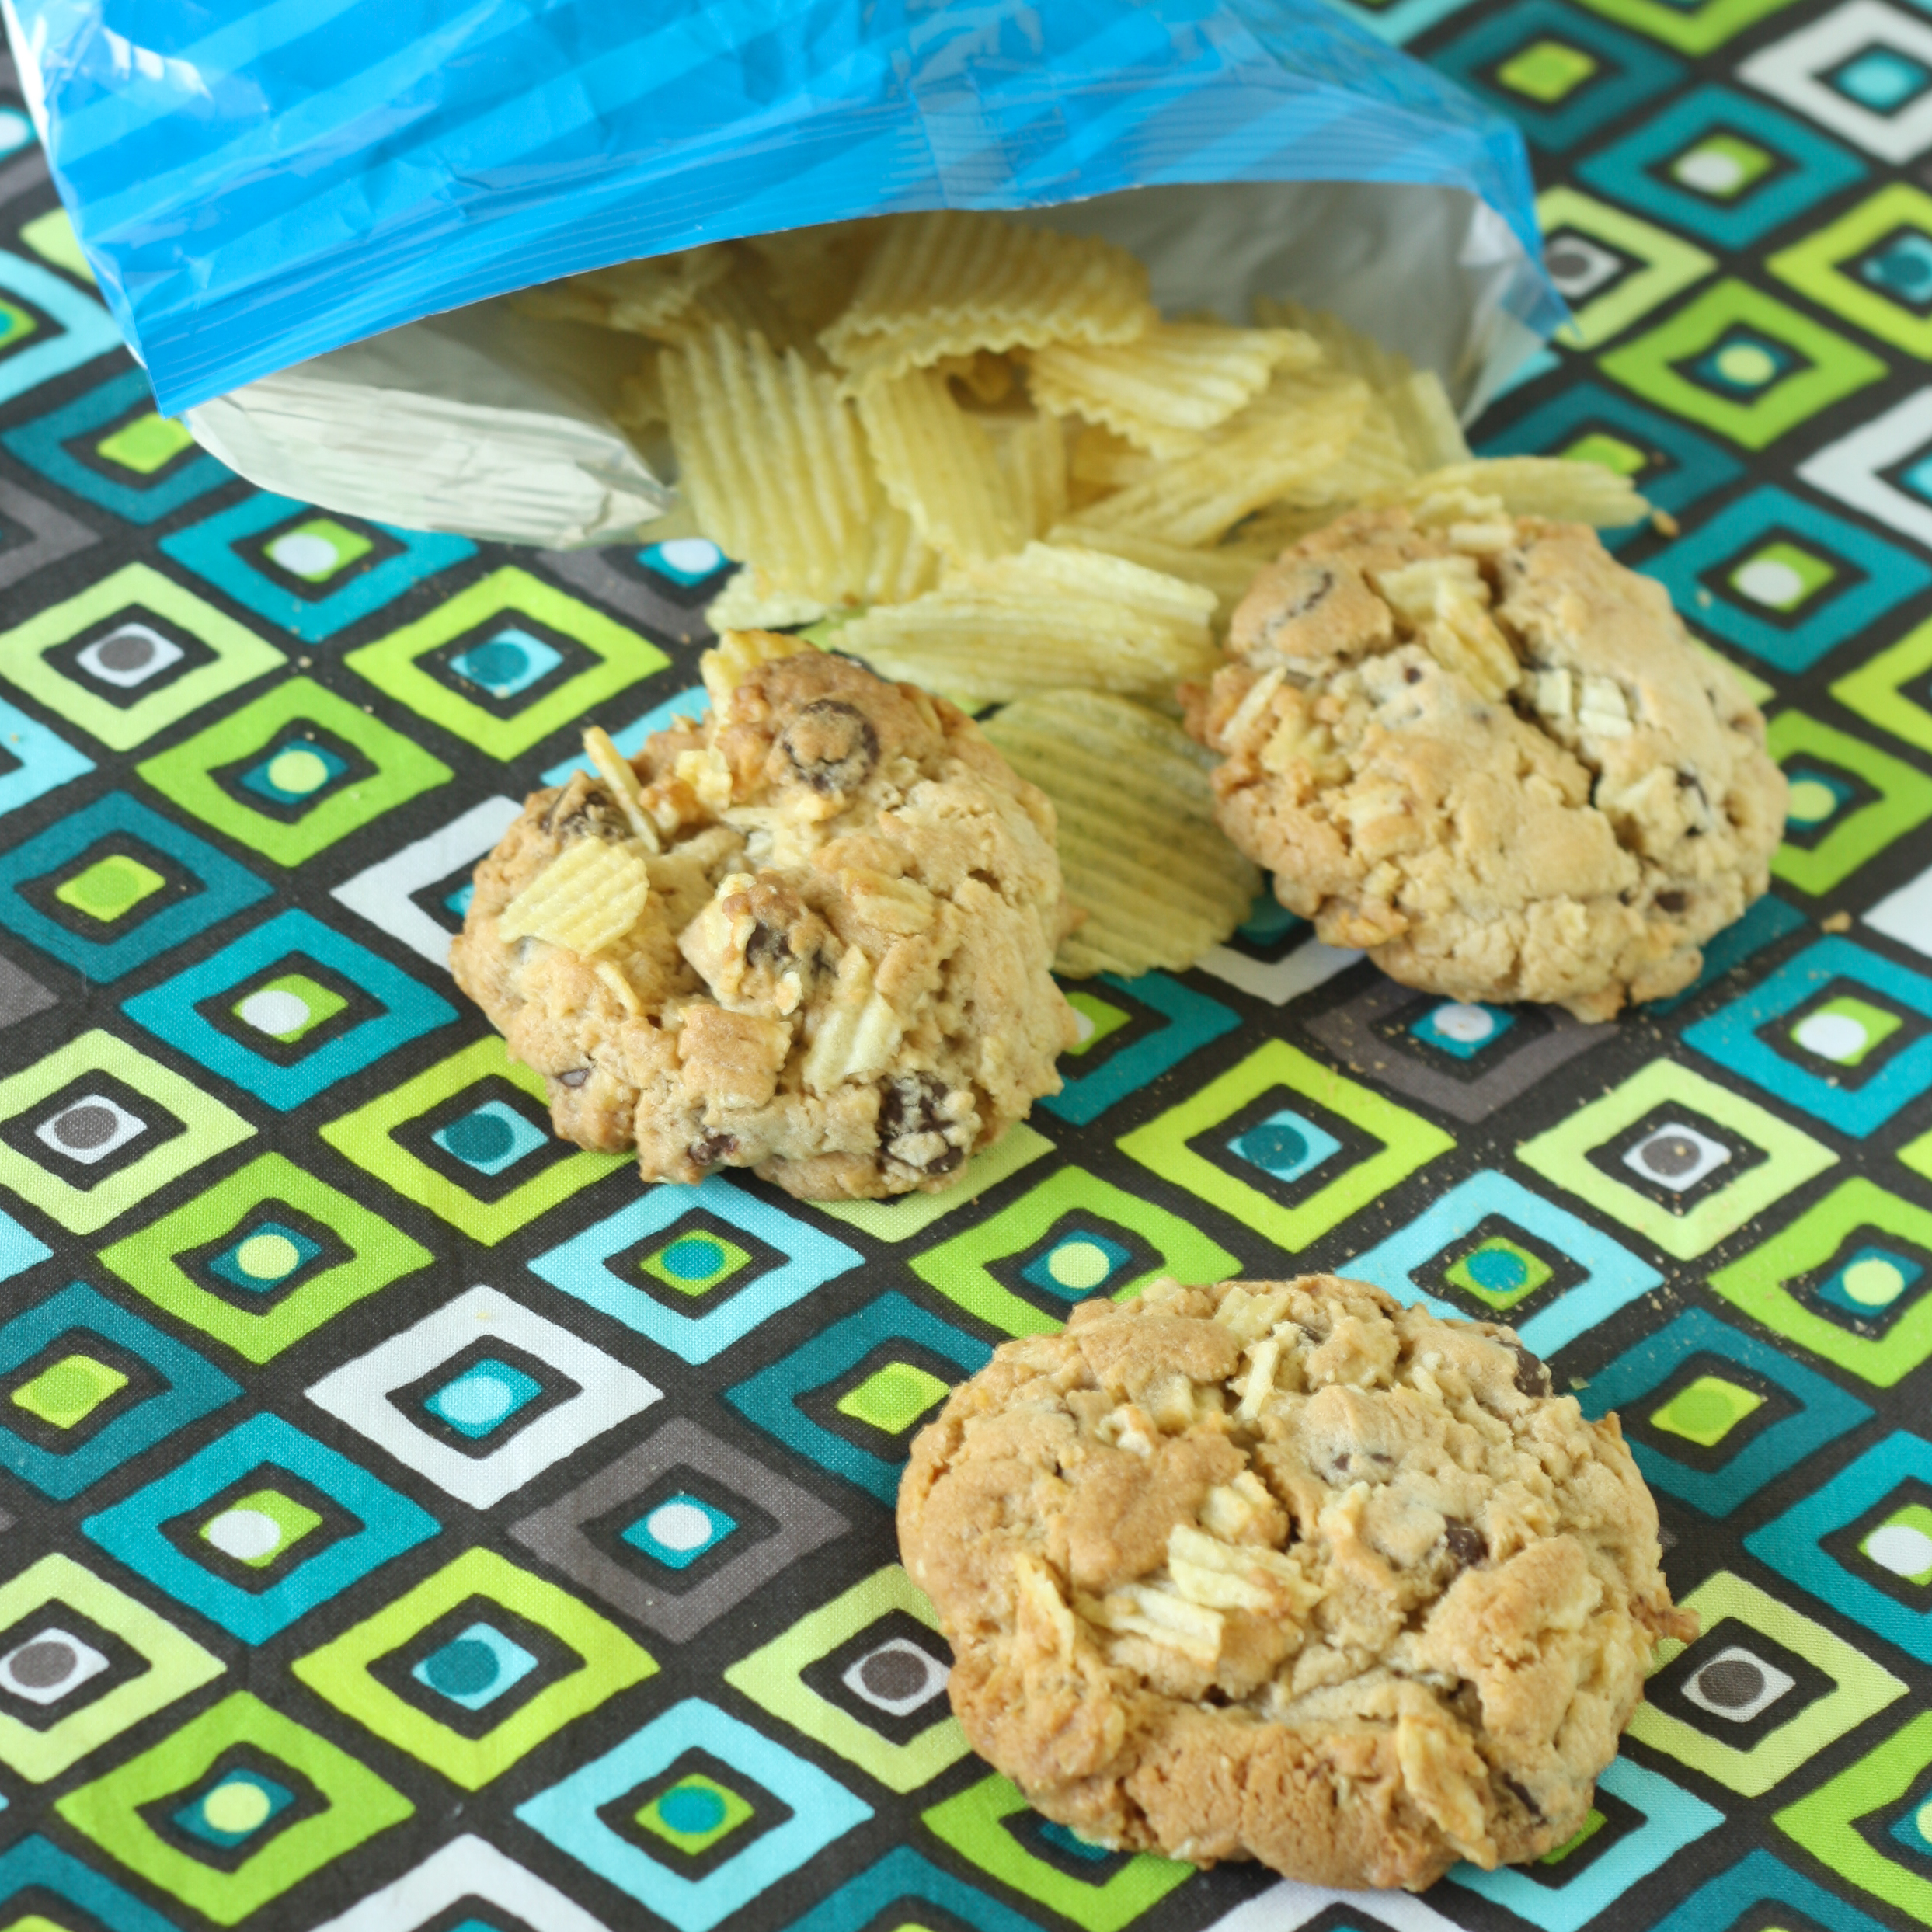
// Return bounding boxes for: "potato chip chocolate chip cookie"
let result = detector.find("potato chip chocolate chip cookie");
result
[451,635,1077,1199]
[1184,504,1787,1019]
[898,1275,1693,1891]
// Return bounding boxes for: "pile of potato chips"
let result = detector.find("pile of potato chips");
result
[518,211,1649,980]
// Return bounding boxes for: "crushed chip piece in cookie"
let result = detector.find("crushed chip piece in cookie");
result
[496,837,652,955]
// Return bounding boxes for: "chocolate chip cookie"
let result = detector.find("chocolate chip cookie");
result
[451,636,1077,1199]
[898,1274,1692,1890]
[1183,506,1788,1019]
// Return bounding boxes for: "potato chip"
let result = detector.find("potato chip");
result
[822,211,1155,385]
[855,367,1024,566]
[1286,393,1418,506]
[583,726,661,848]
[1025,322,1319,455]
[699,629,816,714]
[858,501,944,605]
[1253,298,1471,470]
[1394,458,1648,528]
[705,568,831,634]
[836,543,1217,705]
[1069,423,1158,494]
[1066,369,1368,546]
[980,689,1260,977]
[661,325,875,602]
[987,409,1070,539]
[935,350,1018,404]
[516,247,733,336]
[498,837,652,955]
[743,221,880,335]
[1046,524,1272,628]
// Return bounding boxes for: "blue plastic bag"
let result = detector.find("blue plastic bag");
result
[3,0,1562,543]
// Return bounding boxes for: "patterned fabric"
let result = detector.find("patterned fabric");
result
[0,3,1929,1923]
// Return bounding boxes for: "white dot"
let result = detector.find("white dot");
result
[236,989,310,1036]
[1794,1011,1867,1062]
[1072,1008,1096,1043]
[1432,1003,1495,1043]
[1868,1523,1932,1577]
[267,532,336,576]
[658,538,722,575]
[1732,559,1805,608]
[205,1509,282,1561]
[1673,148,1744,193]
[646,1502,713,1551]
[437,1376,516,1426]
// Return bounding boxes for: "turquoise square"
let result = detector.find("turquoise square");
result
[622,1493,737,1571]
[238,740,348,809]
[412,1620,539,1710]
[1409,1001,1517,1060]
[206,1222,323,1297]
[1818,1244,1925,1319]
[1020,1231,1135,1302]
[448,628,563,699]
[433,1101,547,1175]
[1829,47,1931,111]
[1228,1108,1342,1183]
[172,1770,294,1850]
[425,1359,542,1439]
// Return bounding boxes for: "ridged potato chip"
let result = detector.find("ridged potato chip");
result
[1046,525,1274,628]
[1398,458,1648,528]
[498,837,652,955]
[855,367,1024,566]
[517,248,732,336]
[1026,322,1320,455]
[705,567,831,633]
[836,543,1217,705]
[1066,370,1369,546]
[743,222,881,335]
[980,689,1260,977]
[822,211,1156,385]
[661,325,875,603]
[987,410,1070,539]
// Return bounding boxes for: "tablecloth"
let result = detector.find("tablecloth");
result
[0,5,1930,1926]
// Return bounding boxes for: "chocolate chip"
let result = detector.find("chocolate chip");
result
[747,921,792,972]
[1286,567,1334,618]
[877,1073,964,1172]
[689,1132,739,1167]
[1502,1774,1544,1822]
[1442,1520,1486,1572]
[1404,664,1423,684]
[559,1068,590,1088]
[1509,1340,1552,1396]
[783,699,879,796]
[1655,889,1687,914]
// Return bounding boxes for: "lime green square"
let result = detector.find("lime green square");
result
[1561,431,1647,475]
[266,518,371,582]
[635,1772,754,1854]
[1833,616,1932,757]
[1864,1503,1932,1587]
[1541,1808,1607,1864]
[1650,1373,1765,1446]
[136,677,450,867]
[924,1776,1192,1932]
[0,1029,255,1238]
[201,1488,322,1570]
[1601,280,1886,449]
[1674,134,1774,198]
[0,563,284,753]
[1572,0,1801,52]
[19,207,92,281]
[8,1913,78,1932]
[0,1554,222,1784]
[1443,1235,1552,1311]
[1794,997,1902,1067]
[56,1692,413,1923]
[344,568,668,761]
[725,1565,970,1794]
[1120,1039,1453,1258]
[1063,991,1130,1057]
[95,413,195,476]
[1711,1179,1932,1389]
[53,855,165,923]
[1518,1057,1834,1260]
[837,1363,950,1435]
[914,1163,1238,1338]
[1767,712,1932,896]
[319,1039,625,1248]
[1632,1571,1906,1795]
[1780,1711,1932,1920]
[1539,188,1716,350]
[98,1152,431,1364]
[1771,186,1932,360]
[1731,541,1836,611]
[12,1355,127,1429]
[1498,39,1598,100]
[234,973,346,1044]
[291,1548,656,1791]
[640,1231,751,1296]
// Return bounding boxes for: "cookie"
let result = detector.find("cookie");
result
[451,635,1078,1199]
[898,1274,1692,1891]
[1183,506,1788,1019]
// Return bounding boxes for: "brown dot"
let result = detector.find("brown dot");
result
[859,1646,934,1703]
[7,1639,75,1689]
